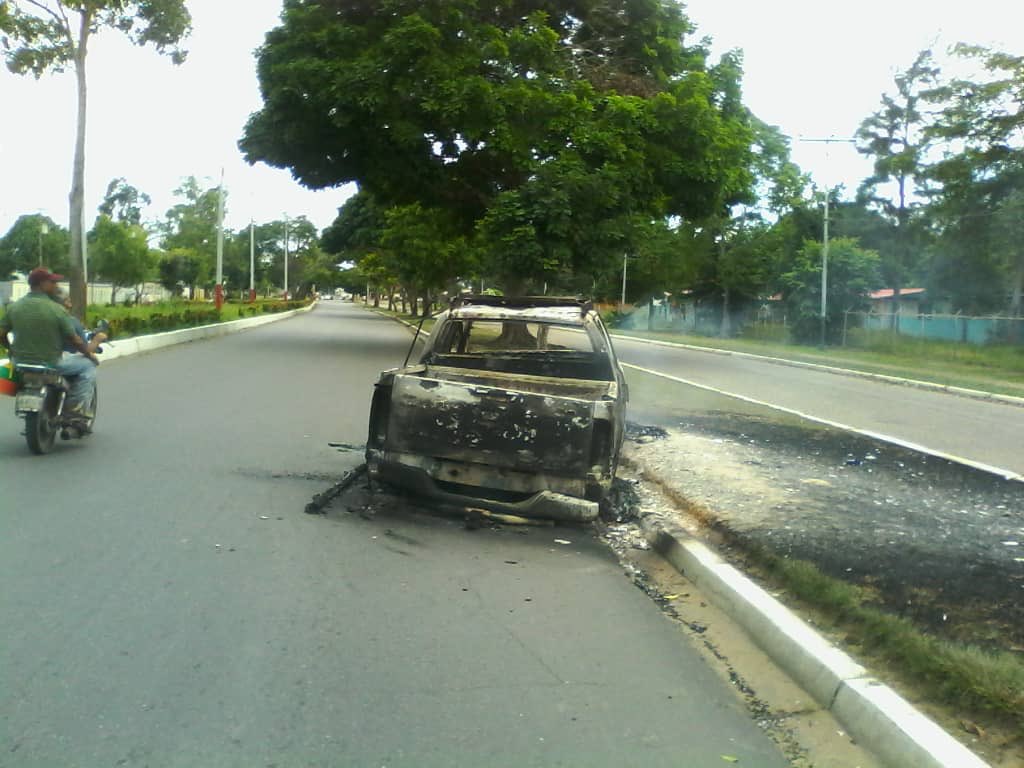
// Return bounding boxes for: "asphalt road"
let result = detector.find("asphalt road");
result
[612,335,1024,478]
[0,302,789,768]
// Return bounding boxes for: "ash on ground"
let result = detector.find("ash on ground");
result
[627,410,1024,652]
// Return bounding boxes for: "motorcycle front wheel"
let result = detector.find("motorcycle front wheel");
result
[25,407,57,454]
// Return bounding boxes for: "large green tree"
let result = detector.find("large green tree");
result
[380,203,471,314]
[0,213,70,279]
[240,0,754,294]
[88,214,154,302]
[856,50,938,325]
[0,0,190,318]
[926,44,1024,316]
[159,177,218,297]
[781,238,881,345]
[321,191,388,264]
[98,177,152,226]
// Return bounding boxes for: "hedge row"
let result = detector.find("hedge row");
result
[106,300,308,339]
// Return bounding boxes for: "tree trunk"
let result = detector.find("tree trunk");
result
[647,296,655,332]
[719,286,731,338]
[716,230,733,335]
[503,276,527,297]
[1010,255,1023,343]
[1011,255,1023,318]
[495,322,538,348]
[891,285,901,331]
[69,14,92,321]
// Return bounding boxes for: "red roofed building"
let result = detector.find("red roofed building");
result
[869,287,927,317]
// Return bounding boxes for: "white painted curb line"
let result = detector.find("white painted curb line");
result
[641,518,991,768]
[610,331,1024,409]
[97,301,316,362]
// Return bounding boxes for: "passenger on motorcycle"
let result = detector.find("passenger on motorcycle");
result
[54,289,107,355]
[0,268,100,418]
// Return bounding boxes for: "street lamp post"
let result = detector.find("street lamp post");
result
[215,170,225,311]
[821,189,830,348]
[38,221,48,267]
[798,136,856,346]
[249,218,256,303]
[283,215,289,300]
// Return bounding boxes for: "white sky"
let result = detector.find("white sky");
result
[1,1,1022,238]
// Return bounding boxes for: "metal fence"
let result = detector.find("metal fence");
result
[1,279,178,307]
[842,310,1024,346]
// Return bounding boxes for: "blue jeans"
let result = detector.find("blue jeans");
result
[56,353,97,413]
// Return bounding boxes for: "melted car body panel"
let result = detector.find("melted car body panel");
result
[366,297,627,521]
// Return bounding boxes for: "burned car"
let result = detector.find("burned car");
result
[365,296,628,521]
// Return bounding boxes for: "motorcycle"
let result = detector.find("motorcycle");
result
[12,320,109,455]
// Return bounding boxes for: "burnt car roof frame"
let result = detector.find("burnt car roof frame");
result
[450,294,594,316]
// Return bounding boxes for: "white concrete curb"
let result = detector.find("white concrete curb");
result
[609,331,1024,409]
[97,301,316,362]
[641,517,991,768]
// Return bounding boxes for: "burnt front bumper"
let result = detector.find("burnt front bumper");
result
[366,449,600,522]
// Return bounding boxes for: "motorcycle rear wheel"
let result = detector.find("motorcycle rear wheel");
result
[25,409,57,454]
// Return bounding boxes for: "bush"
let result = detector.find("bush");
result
[100,299,308,338]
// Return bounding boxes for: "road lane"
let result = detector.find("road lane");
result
[611,335,1024,477]
[0,303,789,767]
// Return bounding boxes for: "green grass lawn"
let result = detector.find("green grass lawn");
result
[371,307,437,334]
[613,327,1024,399]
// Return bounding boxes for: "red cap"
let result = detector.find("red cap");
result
[28,267,64,286]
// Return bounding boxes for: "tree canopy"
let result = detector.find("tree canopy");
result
[241,0,757,293]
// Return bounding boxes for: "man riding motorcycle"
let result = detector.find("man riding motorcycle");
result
[0,268,100,420]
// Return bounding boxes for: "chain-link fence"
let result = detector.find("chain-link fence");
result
[842,310,1024,346]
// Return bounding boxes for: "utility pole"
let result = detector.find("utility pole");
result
[215,169,225,311]
[249,218,256,303]
[620,253,628,309]
[798,136,856,346]
[822,191,830,347]
[283,215,289,300]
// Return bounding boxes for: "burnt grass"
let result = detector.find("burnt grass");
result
[636,412,1024,653]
